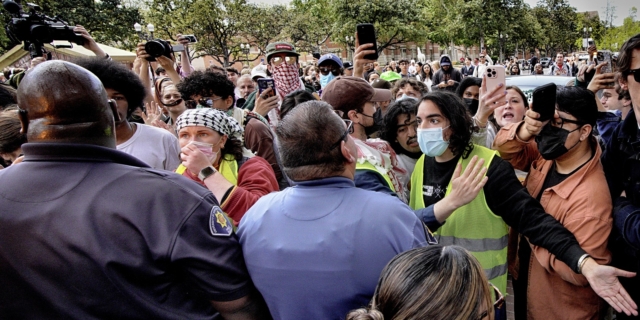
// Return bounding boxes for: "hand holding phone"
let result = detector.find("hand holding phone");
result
[485,66,505,93]
[597,51,612,73]
[531,83,557,122]
[356,23,379,61]
[257,78,276,98]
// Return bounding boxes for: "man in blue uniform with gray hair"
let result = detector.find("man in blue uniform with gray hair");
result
[238,100,433,320]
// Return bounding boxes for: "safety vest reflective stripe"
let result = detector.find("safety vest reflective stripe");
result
[409,145,509,294]
[437,235,508,252]
[355,161,396,192]
[485,262,509,280]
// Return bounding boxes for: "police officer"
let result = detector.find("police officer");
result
[0,60,270,319]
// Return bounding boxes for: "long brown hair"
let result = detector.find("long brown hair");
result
[347,245,493,320]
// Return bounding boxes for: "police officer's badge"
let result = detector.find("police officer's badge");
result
[209,206,233,237]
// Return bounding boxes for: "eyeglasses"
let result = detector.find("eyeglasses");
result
[271,56,297,66]
[199,96,223,107]
[551,116,583,130]
[330,120,354,150]
[480,56,486,59]
[319,66,341,76]
[628,68,640,83]
[474,283,505,320]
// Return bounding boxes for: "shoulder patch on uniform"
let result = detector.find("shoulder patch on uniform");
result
[209,206,233,237]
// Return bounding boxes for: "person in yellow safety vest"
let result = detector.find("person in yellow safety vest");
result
[409,89,637,315]
[176,108,279,226]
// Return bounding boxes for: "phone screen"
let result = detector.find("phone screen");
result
[532,83,557,122]
[258,79,276,98]
[356,23,379,61]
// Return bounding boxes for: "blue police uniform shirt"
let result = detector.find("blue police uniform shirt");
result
[0,143,252,319]
[238,176,429,320]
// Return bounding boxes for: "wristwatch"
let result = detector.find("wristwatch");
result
[198,166,217,181]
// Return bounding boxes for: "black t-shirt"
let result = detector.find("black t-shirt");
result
[422,154,459,207]
[537,163,570,201]
[0,143,253,319]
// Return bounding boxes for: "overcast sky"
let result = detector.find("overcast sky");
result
[248,0,638,27]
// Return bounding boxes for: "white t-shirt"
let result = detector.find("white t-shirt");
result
[117,124,181,171]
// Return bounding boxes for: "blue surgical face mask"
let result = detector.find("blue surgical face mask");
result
[397,94,419,102]
[320,73,336,88]
[417,126,450,157]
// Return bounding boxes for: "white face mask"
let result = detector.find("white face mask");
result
[397,94,418,102]
[417,126,449,157]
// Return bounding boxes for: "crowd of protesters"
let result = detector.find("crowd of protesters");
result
[1,24,640,320]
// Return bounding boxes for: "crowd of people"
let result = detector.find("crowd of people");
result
[0,26,640,320]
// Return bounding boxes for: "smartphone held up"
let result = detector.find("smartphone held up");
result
[532,83,557,123]
[356,23,378,61]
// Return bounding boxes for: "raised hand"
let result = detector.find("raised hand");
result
[475,75,507,126]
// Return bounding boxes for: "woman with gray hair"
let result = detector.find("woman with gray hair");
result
[177,108,278,225]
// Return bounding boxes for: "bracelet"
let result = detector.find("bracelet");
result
[473,116,487,128]
[577,254,591,274]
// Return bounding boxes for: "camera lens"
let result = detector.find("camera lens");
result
[492,71,496,75]
[145,40,168,58]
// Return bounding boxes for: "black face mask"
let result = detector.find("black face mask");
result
[162,98,183,107]
[535,124,581,160]
[464,98,479,115]
[364,108,384,137]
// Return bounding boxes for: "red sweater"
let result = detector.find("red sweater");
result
[183,156,278,225]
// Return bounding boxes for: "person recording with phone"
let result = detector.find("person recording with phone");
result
[241,42,307,123]
[494,86,614,319]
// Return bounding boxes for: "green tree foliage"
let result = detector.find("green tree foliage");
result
[330,0,426,53]
[283,0,333,54]
[532,0,579,56]
[0,0,141,54]
[601,8,640,52]
[145,0,251,67]
[242,4,289,55]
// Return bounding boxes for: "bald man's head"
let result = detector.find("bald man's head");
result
[17,60,118,148]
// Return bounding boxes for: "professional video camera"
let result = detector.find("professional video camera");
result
[144,39,184,62]
[3,0,85,58]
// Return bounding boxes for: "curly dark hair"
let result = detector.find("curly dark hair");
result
[391,78,429,99]
[73,58,145,117]
[177,70,236,107]
[280,89,317,120]
[379,99,418,155]
[421,91,474,159]
[222,136,244,161]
